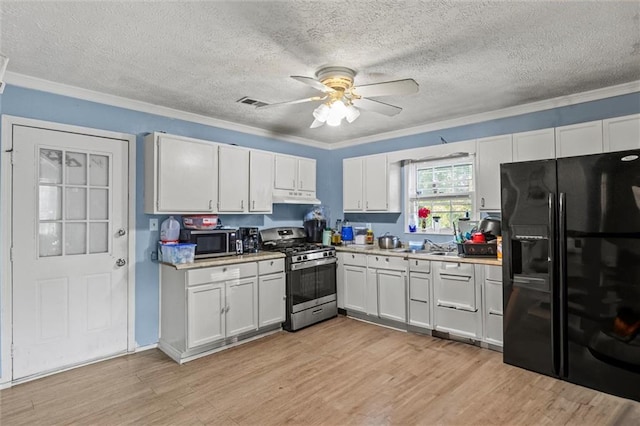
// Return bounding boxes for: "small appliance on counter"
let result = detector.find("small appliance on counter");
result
[238,227,260,254]
[341,220,354,244]
[179,228,237,259]
[303,206,329,243]
[354,226,367,245]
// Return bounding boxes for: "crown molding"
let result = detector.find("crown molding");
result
[327,80,640,150]
[4,72,639,152]
[3,72,327,150]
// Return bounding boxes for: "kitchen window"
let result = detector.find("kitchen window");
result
[405,156,475,234]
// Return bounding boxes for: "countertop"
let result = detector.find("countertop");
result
[162,251,286,270]
[335,244,502,266]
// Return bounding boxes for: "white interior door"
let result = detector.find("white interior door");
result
[12,125,129,380]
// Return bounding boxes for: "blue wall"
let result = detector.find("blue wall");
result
[0,84,638,374]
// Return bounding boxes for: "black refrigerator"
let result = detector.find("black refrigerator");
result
[501,149,640,402]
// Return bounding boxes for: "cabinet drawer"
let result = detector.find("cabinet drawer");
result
[485,265,502,282]
[435,305,479,338]
[188,262,258,286]
[409,271,430,302]
[435,262,476,311]
[485,311,503,345]
[340,252,367,267]
[367,254,406,271]
[485,279,503,315]
[258,258,285,275]
[409,258,430,273]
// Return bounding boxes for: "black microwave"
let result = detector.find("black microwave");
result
[179,229,238,259]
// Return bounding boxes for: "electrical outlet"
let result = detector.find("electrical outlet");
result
[149,218,158,231]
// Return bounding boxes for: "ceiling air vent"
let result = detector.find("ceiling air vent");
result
[237,97,268,108]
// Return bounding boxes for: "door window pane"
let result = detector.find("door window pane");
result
[65,223,87,255]
[39,186,62,220]
[65,152,87,185]
[89,222,109,253]
[65,187,86,220]
[39,222,62,257]
[39,149,62,184]
[90,154,109,186]
[90,188,109,220]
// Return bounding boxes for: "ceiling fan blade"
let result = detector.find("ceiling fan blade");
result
[352,98,402,116]
[291,76,336,93]
[256,95,327,109]
[353,79,419,98]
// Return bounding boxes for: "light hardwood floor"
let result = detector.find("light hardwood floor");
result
[1,316,639,425]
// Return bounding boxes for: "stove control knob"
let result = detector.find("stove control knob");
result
[303,255,308,260]
[297,256,302,261]
[323,252,327,257]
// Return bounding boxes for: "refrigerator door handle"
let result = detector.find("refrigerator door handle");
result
[558,192,567,377]
[548,192,559,376]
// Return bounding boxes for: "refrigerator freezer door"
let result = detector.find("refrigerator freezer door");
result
[501,160,559,377]
[558,149,640,402]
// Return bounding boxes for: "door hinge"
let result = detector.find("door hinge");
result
[9,149,14,165]
[11,344,14,358]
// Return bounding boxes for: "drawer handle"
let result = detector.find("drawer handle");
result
[488,309,503,316]
[440,274,472,282]
[437,300,477,312]
[312,308,323,315]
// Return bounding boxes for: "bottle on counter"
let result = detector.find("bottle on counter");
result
[365,223,374,245]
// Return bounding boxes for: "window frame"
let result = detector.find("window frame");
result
[404,155,476,235]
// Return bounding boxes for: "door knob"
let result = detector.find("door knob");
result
[117,228,126,237]
[116,258,126,267]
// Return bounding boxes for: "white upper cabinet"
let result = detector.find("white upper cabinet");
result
[273,154,317,201]
[144,132,218,214]
[555,120,603,158]
[476,134,513,211]
[274,155,298,191]
[298,158,316,192]
[512,128,556,162]
[218,145,249,212]
[343,157,364,211]
[343,154,401,213]
[249,150,273,213]
[603,114,640,152]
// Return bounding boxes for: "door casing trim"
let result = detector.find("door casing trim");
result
[0,115,137,385]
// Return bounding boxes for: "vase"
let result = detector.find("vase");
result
[420,218,427,230]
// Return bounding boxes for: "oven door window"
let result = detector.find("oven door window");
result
[289,263,336,306]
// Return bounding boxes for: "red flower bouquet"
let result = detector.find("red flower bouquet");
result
[418,207,431,219]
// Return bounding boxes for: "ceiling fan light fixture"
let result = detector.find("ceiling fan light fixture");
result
[326,114,342,127]
[313,103,330,122]
[310,118,325,128]
[345,104,360,123]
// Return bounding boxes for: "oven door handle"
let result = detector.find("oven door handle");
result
[289,257,337,271]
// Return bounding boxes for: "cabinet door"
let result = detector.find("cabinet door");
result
[157,135,217,213]
[343,265,367,312]
[218,145,249,212]
[298,158,316,192]
[555,120,603,158]
[603,114,640,152]
[274,155,297,191]
[512,128,555,162]
[409,271,431,329]
[249,150,273,213]
[343,158,364,211]
[477,135,513,210]
[377,269,407,322]
[258,272,285,327]
[484,278,503,345]
[187,283,225,348]
[364,155,388,211]
[226,277,258,337]
[434,262,476,311]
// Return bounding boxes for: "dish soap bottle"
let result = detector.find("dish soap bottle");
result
[365,223,374,245]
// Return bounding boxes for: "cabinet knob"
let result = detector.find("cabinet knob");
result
[270,261,274,265]
[117,228,126,237]
[116,258,126,267]
[223,267,227,272]
[481,197,485,208]
[209,200,213,210]
[241,200,244,209]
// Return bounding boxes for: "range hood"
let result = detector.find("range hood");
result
[272,189,321,205]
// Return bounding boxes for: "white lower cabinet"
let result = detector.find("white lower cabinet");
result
[187,283,225,348]
[160,259,284,363]
[340,253,368,313]
[408,258,432,329]
[433,261,482,339]
[258,259,286,327]
[483,265,503,347]
[367,255,407,322]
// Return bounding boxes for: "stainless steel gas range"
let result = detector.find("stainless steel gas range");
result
[260,227,337,331]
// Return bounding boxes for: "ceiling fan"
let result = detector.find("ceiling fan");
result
[257,66,419,128]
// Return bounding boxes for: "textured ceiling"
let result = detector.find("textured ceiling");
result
[1,1,640,146]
